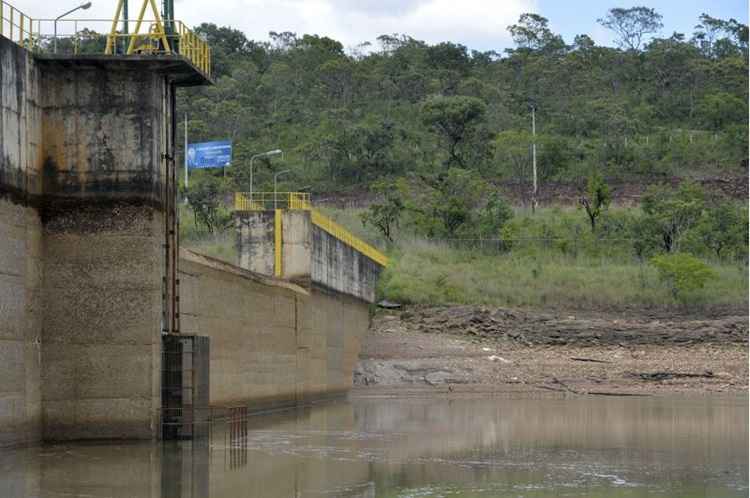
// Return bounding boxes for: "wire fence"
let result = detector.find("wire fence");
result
[409,236,643,258]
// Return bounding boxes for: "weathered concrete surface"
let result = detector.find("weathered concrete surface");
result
[0,199,42,448]
[34,56,176,441]
[311,225,382,303]
[236,211,275,276]
[0,38,43,199]
[0,35,193,444]
[37,60,166,203]
[180,249,369,410]
[281,210,312,284]
[41,203,163,440]
[235,210,383,303]
[0,38,43,448]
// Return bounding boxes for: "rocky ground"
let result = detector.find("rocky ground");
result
[354,305,749,396]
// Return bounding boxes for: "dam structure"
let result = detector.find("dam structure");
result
[0,2,386,447]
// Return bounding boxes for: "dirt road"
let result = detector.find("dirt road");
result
[354,305,748,396]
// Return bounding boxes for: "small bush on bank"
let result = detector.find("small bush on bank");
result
[650,253,716,302]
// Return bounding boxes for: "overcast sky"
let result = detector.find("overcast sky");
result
[16,0,750,52]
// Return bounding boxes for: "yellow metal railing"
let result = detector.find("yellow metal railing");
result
[0,0,211,79]
[0,0,37,49]
[234,192,389,267]
[310,210,389,267]
[235,192,312,211]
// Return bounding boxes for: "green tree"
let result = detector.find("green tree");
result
[650,253,715,300]
[407,168,489,237]
[360,179,406,243]
[420,95,487,168]
[493,130,532,187]
[692,14,748,58]
[177,11,748,196]
[507,13,565,52]
[689,202,745,259]
[474,193,514,238]
[598,7,664,51]
[321,119,404,184]
[579,171,612,232]
[186,173,230,233]
[641,182,705,253]
[697,92,746,130]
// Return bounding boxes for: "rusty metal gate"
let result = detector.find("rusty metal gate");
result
[162,334,210,440]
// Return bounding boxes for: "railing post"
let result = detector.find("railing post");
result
[274,209,283,278]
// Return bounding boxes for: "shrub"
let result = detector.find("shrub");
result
[360,179,405,243]
[185,172,231,233]
[685,202,746,260]
[640,181,705,253]
[650,253,716,301]
[578,170,611,232]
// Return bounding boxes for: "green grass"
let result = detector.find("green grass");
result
[179,203,238,263]
[178,203,748,310]
[378,238,748,310]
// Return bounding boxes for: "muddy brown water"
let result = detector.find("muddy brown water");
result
[0,394,747,497]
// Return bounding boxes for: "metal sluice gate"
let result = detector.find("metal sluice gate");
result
[161,334,210,440]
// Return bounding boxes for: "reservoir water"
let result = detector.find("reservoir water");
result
[1,394,747,497]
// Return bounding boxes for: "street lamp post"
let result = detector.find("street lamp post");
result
[249,149,282,201]
[54,2,92,54]
[273,169,291,210]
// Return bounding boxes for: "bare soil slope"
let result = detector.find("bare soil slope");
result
[355,306,748,396]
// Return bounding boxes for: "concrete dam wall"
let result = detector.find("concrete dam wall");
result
[235,209,385,303]
[180,250,369,410]
[0,36,381,447]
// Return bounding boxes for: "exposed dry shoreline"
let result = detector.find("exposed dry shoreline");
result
[354,305,749,396]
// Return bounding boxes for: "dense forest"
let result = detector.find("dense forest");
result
[179,7,748,198]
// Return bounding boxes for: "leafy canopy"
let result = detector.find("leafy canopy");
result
[598,6,664,51]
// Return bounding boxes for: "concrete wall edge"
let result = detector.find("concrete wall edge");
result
[180,248,310,296]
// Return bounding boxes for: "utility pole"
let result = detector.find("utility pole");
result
[250,149,283,201]
[531,104,538,213]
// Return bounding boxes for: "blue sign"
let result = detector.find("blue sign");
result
[187,140,232,169]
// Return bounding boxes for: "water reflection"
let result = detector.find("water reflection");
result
[0,395,746,497]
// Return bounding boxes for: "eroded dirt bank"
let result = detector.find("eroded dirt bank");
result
[354,306,748,396]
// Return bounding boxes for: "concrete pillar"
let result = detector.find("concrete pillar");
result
[236,211,275,276]
[36,60,173,440]
[281,210,312,285]
[1,40,209,443]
